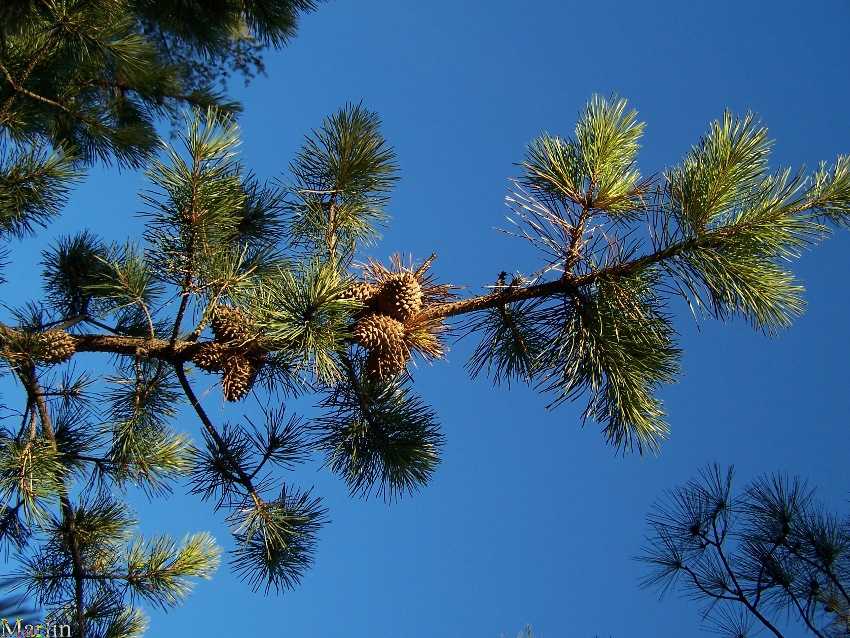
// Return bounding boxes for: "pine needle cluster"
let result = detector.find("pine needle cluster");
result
[639,466,850,638]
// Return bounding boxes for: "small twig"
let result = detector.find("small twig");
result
[174,364,263,509]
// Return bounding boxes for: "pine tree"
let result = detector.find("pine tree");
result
[3,7,850,636]
[0,0,318,185]
[639,466,850,638]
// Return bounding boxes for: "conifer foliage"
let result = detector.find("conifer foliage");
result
[2,6,850,636]
[640,466,850,638]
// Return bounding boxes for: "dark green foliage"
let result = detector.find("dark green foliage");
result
[14,494,217,629]
[189,407,321,594]
[287,103,399,257]
[140,109,289,340]
[51,402,99,478]
[0,0,318,167]
[84,243,165,334]
[639,466,850,638]
[315,361,444,500]
[0,143,80,239]
[230,486,325,594]
[239,259,358,383]
[535,272,680,452]
[521,96,646,214]
[465,278,547,386]
[133,0,318,49]
[142,110,257,282]
[662,114,823,331]
[494,96,850,450]
[41,231,111,318]
[103,361,190,495]
[190,408,311,508]
[0,434,66,522]
[0,498,29,552]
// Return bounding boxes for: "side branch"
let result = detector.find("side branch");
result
[0,325,204,361]
[420,233,711,320]
[18,366,87,636]
[174,364,264,508]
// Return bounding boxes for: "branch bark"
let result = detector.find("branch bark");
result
[19,366,87,637]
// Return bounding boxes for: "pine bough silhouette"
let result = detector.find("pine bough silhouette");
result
[640,466,850,638]
[2,3,850,636]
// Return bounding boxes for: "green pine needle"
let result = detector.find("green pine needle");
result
[230,487,325,593]
[287,103,398,256]
[125,532,220,609]
[537,272,680,453]
[0,145,81,239]
[315,365,444,500]
[240,260,357,383]
[0,437,67,523]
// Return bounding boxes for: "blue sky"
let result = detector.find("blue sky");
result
[3,1,850,636]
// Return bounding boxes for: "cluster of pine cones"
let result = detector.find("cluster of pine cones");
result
[347,271,423,381]
[191,306,266,402]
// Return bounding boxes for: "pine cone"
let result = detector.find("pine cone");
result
[341,282,378,305]
[211,306,251,343]
[37,330,76,364]
[354,313,410,381]
[365,347,408,381]
[221,354,259,402]
[192,342,229,372]
[353,313,406,351]
[377,272,422,321]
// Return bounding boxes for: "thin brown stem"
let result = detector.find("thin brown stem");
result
[709,518,785,638]
[564,203,591,274]
[1,60,108,134]
[0,28,57,121]
[83,318,123,335]
[753,541,781,606]
[173,364,262,509]
[420,231,708,320]
[27,404,36,439]
[325,200,338,259]
[19,366,87,637]
[786,585,827,638]
[170,156,203,346]
[680,565,739,602]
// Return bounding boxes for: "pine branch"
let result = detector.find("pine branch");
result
[18,366,87,636]
[707,517,785,638]
[0,144,80,239]
[640,466,850,638]
[0,29,59,122]
[174,364,261,504]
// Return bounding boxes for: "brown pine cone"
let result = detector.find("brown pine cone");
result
[353,313,406,351]
[37,330,76,364]
[376,272,423,321]
[221,353,260,402]
[211,306,252,343]
[192,342,229,372]
[341,282,378,305]
[365,346,409,381]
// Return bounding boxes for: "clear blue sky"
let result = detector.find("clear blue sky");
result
[3,1,850,636]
